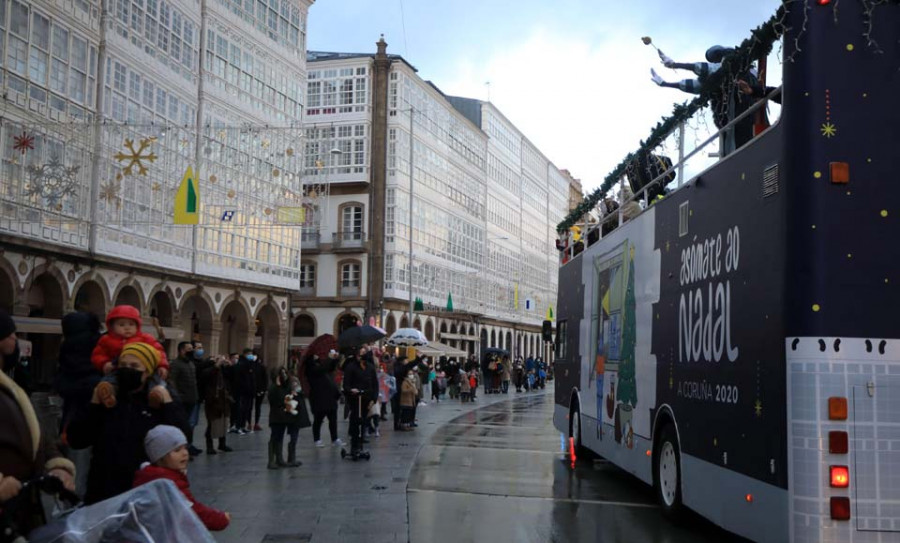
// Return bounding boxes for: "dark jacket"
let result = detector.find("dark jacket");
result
[342,357,378,407]
[201,362,232,420]
[268,379,310,427]
[3,344,31,395]
[168,355,199,405]
[252,361,268,395]
[67,385,188,505]
[305,355,339,415]
[233,356,255,397]
[55,312,102,432]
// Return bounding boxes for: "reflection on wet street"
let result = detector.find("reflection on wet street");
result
[408,392,743,543]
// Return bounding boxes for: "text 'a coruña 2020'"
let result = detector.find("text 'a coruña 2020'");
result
[678,226,740,364]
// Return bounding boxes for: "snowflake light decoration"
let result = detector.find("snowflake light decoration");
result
[99,179,122,208]
[25,157,80,208]
[13,131,35,155]
[115,138,157,176]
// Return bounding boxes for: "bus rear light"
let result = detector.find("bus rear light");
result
[745,493,754,503]
[829,431,849,454]
[830,465,850,488]
[828,397,848,420]
[830,497,851,520]
[830,162,850,184]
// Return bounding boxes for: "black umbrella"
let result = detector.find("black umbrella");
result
[338,325,386,349]
[482,348,510,358]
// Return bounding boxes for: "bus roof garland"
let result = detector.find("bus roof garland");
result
[556,0,900,234]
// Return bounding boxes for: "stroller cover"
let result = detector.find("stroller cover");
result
[28,479,215,543]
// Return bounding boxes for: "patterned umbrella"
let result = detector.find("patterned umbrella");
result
[386,328,429,347]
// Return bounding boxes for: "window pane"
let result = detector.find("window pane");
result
[32,12,49,49]
[9,1,27,38]
[8,35,27,74]
[71,36,87,71]
[52,25,68,58]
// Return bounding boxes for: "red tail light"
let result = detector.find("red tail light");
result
[817,0,832,5]
[830,466,850,488]
[831,497,851,520]
[829,431,849,454]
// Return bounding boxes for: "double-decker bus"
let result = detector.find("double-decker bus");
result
[552,1,900,542]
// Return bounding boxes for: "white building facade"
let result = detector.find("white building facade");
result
[296,39,568,361]
[0,0,314,381]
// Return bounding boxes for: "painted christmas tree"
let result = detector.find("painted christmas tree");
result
[617,247,638,407]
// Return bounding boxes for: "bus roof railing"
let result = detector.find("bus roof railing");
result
[559,85,783,265]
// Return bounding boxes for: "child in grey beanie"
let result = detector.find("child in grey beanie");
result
[134,425,230,530]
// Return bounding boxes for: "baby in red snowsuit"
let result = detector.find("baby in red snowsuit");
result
[91,305,169,407]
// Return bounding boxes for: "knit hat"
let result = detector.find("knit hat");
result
[119,342,161,374]
[0,310,15,340]
[144,425,187,464]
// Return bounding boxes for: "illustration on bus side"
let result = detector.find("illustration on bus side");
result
[592,242,638,448]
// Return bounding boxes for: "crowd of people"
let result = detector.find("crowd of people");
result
[0,305,552,539]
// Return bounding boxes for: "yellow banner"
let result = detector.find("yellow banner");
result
[276,207,306,224]
[174,166,199,225]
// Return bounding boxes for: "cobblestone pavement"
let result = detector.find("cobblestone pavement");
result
[189,389,522,543]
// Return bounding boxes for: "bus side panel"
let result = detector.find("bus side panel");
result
[650,122,789,492]
[553,256,586,423]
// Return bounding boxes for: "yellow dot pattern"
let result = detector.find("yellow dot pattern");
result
[847,254,852,259]
[882,210,889,218]
[812,225,817,230]
[812,304,821,312]
[814,171,822,179]
[847,44,855,51]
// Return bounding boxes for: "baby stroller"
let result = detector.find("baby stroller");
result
[23,478,215,543]
[526,371,536,391]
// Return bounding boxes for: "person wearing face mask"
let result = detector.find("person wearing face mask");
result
[67,342,188,504]
[267,367,310,469]
[250,350,268,432]
[234,348,257,433]
[168,341,202,456]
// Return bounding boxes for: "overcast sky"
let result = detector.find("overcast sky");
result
[307,0,783,193]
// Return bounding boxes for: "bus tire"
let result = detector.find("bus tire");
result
[569,401,593,461]
[654,424,684,519]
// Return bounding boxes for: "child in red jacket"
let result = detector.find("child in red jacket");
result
[92,305,169,408]
[133,425,230,531]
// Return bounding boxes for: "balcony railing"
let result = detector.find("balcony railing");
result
[301,231,320,250]
[333,230,365,250]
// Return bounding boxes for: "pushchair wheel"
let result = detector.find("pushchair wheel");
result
[360,451,371,460]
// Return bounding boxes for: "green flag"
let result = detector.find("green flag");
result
[446,293,453,312]
[414,297,424,311]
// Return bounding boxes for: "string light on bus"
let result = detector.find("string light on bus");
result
[745,494,754,503]
[816,0,832,5]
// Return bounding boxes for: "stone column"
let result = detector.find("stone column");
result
[367,36,391,321]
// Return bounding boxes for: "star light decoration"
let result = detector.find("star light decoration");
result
[115,138,157,176]
[24,157,80,207]
[13,131,35,154]
[821,122,837,138]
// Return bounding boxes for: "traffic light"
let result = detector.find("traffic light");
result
[542,320,553,343]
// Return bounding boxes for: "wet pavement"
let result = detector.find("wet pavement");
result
[407,392,745,543]
[189,390,744,542]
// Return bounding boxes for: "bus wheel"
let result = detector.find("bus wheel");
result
[654,424,684,519]
[570,403,593,461]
